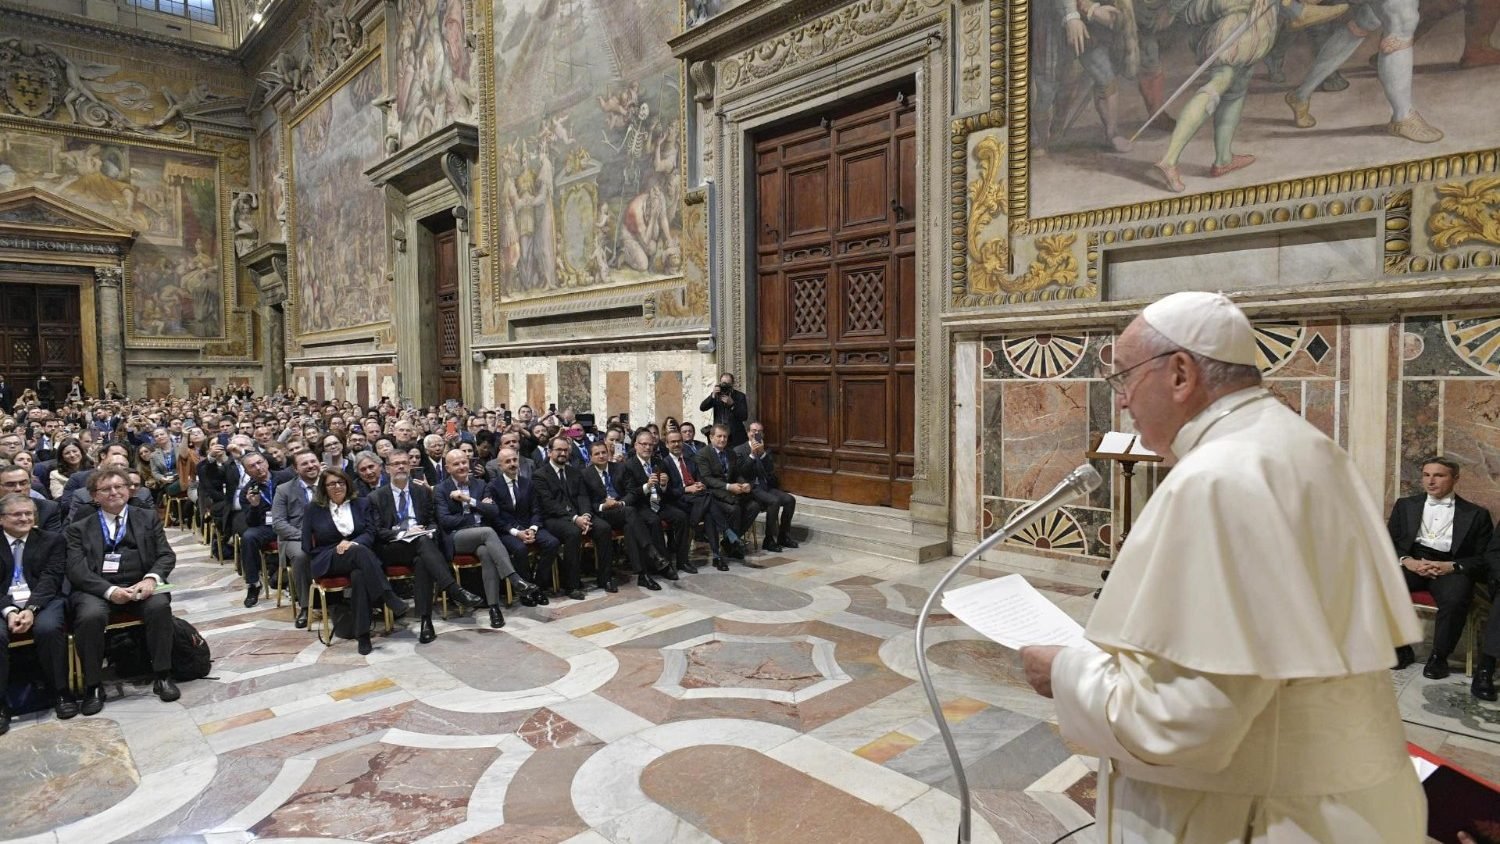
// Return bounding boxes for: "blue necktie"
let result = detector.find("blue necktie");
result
[719,450,729,475]
[602,469,618,499]
[397,489,408,527]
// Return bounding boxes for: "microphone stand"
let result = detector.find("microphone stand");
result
[914,465,1102,843]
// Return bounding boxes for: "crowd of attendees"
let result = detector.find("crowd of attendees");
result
[0,373,799,728]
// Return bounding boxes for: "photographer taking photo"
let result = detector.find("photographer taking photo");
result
[698,373,749,448]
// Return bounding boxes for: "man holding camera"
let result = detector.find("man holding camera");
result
[236,451,294,608]
[699,374,750,448]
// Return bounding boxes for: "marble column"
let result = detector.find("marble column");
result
[94,266,125,391]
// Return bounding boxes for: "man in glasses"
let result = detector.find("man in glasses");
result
[1021,291,1424,841]
[0,494,72,726]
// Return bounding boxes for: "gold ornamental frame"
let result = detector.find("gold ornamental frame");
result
[948,0,1500,308]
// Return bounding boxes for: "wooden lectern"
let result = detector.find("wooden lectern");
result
[1087,432,1164,596]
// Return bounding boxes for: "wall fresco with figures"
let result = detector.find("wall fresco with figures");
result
[289,56,388,336]
[488,0,682,315]
[1026,0,1500,219]
[0,126,228,340]
[393,0,476,146]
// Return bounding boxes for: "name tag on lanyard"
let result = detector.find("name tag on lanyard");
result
[100,508,126,574]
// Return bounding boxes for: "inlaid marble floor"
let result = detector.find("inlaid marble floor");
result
[3,529,1494,843]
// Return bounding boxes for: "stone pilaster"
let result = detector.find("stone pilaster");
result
[94,266,125,390]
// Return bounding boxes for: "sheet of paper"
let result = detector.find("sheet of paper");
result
[941,574,1088,650]
[398,527,435,543]
[1096,431,1135,455]
[1410,755,1438,782]
[1127,438,1157,457]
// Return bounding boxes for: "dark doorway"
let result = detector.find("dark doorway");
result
[423,214,462,404]
[0,280,84,393]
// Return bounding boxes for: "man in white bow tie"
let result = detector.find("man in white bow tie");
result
[1389,456,1498,699]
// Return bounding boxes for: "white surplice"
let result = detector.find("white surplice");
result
[1051,387,1426,843]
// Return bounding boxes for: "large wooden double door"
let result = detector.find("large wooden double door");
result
[753,86,917,509]
[0,281,83,391]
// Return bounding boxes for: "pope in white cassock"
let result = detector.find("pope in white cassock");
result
[1021,292,1426,842]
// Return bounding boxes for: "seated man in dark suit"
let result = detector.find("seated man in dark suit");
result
[488,446,559,596]
[678,422,704,459]
[696,423,761,568]
[578,441,660,591]
[66,468,179,714]
[367,451,483,644]
[661,427,721,572]
[1389,456,1497,699]
[434,449,543,628]
[0,494,73,727]
[531,436,604,598]
[0,465,62,531]
[733,421,800,553]
[235,451,296,609]
[485,431,533,482]
[620,428,685,580]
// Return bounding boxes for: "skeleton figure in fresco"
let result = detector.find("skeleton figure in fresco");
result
[1286,0,1444,143]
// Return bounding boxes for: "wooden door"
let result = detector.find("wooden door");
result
[433,229,463,403]
[754,86,918,508]
[0,282,83,393]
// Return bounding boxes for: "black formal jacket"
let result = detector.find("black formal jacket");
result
[659,451,701,504]
[433,476,500,533]
[67,491,153,523]
[34,497,63,533]
[578,462,631,514]
[302,498,376,578]
[698,388,750,446]
[418,455,448,487]
[488,472,545,535]
[65,505,176,598]
[532,461,585,522]
[1388,493,1494,582]
[3,527,66,613]
[238,468,297,530]
[696,445,751,505]
[367,481,453,559]
[733,443,783,491]
[619,453,665,512]
[198,456,242,529]
[0,381,13,413]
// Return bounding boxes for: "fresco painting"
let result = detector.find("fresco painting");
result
[394,0,476,146]
[1028,1,1500,218]
[491,0,682,304]
[0,127,224,339]
[290,58,388,336]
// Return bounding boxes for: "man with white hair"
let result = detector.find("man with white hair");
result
[1022,291,1424,841]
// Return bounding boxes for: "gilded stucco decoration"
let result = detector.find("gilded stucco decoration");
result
[1429,177,1500,251]
[256,0,368,108]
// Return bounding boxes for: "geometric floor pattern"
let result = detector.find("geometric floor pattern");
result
[2,528,1495,843]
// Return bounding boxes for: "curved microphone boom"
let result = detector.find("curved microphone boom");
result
[914,463,1104,843]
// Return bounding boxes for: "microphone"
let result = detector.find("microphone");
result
[914,463,1103,843]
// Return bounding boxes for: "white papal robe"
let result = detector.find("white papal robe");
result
[1052,387,1426,843]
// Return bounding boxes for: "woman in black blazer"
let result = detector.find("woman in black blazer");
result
[302,468,407,654]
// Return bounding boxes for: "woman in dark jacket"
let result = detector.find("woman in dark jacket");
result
[302,467,407,654]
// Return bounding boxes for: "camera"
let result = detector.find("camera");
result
[246,480,267,499]
[717,383,732,395]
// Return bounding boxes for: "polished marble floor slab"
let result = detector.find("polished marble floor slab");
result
[1,528,1492,843]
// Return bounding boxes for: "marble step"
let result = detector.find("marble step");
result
[793,497,916,533]
[787,514,949,565]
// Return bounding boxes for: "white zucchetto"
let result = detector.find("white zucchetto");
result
[1141,291,1257,367]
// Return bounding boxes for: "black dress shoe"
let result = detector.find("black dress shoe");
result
[447,586,485,611]
[1424,653,1451,680]
[534,590,550,606]
[781,537,800,549]
[357,634,373,656]
[713,557,729,571]
[153,675,181,703]
[1473,668,1498,702]
[601,577,618,594]
[679,560,698,574]
[384,593,410,619]
[637,572,662,591]
[294,607,309,628]
[518,589,539,607]
[657,564,679,581]
[1393,645,1416,670]
[488,606,506,628]
[418,616,437,644]
[81,686,106,716]
[566,589,587,600]
[763,541,784,553]
[54,692,80,720]
[244,583,261,608]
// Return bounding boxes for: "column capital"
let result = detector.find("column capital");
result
[94,266,123,288]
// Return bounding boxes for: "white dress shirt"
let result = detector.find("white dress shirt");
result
[330,501,354,537]
[1417,494,1456,553]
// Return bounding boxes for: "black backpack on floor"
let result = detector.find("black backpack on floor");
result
[170,616,212,681]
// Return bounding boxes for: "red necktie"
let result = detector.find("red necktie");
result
[679,456,695,484]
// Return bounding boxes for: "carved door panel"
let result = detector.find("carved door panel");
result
[434,229,462,403]
[0,281,82,394]
[754,86,917,508]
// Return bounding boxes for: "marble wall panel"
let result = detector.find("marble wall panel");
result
[492,372,511,410]
[999,381,1089,502]
[528,373,548,411]
[654,370,684,424]
[605,370,631,419]
[556,360,592,415]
